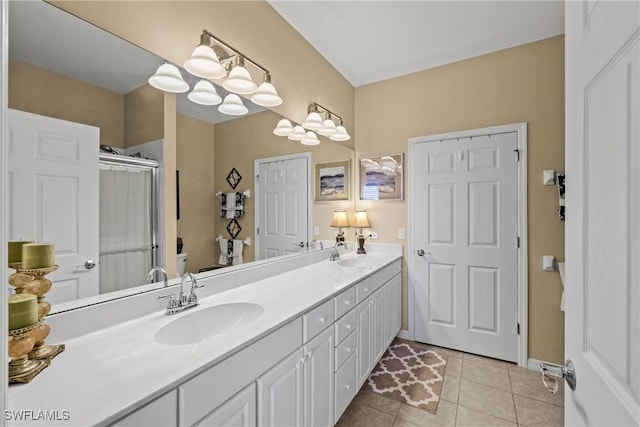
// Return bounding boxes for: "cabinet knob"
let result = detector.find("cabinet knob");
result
[319,316,326,324]
[345,300,351,306]
[344,384,351,391]
[345,347,352,353]
[346,324,352,330]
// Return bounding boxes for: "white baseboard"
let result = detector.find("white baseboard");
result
[396,329,410,340]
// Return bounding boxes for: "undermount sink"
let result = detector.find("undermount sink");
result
[155,303,264,346]
[337,259,368,268]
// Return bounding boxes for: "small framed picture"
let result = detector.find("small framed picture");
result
[360,154,404,200]
[315,160,350,201]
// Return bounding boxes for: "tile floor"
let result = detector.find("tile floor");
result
[336,340,564,427]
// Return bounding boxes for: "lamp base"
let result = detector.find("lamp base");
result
[336,231,345,244]
[356,235,366,254]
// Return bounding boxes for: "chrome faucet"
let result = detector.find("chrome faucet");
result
[309,240,324,250]
[330,241,348,261]
[147,266,168,288]
[158,272,204,315]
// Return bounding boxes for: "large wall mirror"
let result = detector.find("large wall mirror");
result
[7,0,355,314]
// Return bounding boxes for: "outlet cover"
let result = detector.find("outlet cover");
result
[313,226,319,236]
[370,232,379,239]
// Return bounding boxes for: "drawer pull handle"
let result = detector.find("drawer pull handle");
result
[319,316,327,324]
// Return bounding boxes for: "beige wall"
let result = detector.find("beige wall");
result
[355,36,565,363]
[8,59,124,147]
[176,114,216,273]
[124,84,164,148]
[214,110,355,264]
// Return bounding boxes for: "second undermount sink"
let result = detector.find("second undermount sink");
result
[337,258,368,268]
[155,303,264,346]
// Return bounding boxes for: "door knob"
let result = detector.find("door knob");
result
[416,249,431,257]
[77,260,96,270]
[540,359,576,393]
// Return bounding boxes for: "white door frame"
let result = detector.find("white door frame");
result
[408,122,528,366]
[1,0,8,421]
[254,152,312,259]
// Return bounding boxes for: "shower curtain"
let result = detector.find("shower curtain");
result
[99,165,154,294]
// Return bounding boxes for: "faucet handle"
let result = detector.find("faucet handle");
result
[158,293,179,309]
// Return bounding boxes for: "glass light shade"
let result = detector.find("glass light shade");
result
[302,112,324,130]
[317,119,337,136]
[330,125,351,141]
[184,45,226,79]
[353,211,370,228]
[330,210,350,228]
[187,80,222,105]
[148,63,189,93]
[251,81,283,107]
[301,131,320,146]
[223,65,258,94]
[273,118,294,136]
[218,94,248,116]
[288,125,307,141]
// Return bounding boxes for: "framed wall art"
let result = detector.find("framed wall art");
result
[315,160,350,201]
[360,154,404,200]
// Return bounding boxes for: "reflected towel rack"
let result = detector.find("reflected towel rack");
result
[216,235,251,246]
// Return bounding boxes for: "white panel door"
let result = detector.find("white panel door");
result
[303,327,334,427]
[371,288,386,363]
[356,298,373,388]
[565,1,639,424]
[256,155,309,260]
[8,109,99,304]
[413,132,519,362]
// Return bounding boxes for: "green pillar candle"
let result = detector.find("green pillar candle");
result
[8,240,35,264]
[8,293,38,330]
[21,243,56,269]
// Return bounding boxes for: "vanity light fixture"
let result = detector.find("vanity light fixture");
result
[218,93,248,116]
[148,63,189,93]
[273,118,294,136]
[251,73,283,107]
[306,102,351,141]
[223,54,258,95]
[353,210,371,254]
[302,105,325,130]
[330,210,350,243]
[288,125,307,141]
[187,79,222,105]
[301,131,320,146]
[317,116,337,136]
[184,31,227,79]
[330,119,351,142]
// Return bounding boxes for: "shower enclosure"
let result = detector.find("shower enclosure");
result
[99,153,159,294]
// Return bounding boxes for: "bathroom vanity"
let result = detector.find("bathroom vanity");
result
[8,245,402,427]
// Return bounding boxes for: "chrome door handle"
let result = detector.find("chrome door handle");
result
[77,260,96,270]
[416,249,431,257]
[540,359,576,393]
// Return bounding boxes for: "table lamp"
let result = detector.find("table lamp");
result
[330,210,350,244]
[353,210,370,254]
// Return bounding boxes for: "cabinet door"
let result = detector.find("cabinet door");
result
[384,275,402,347]
[303,327,334,427]
[372,288,386,363]
[356,298,373,387]
[196,383,256,427]
[110,390,177,427]
[257,348,304,427]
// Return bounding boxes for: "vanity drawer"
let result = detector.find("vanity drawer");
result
[303,299,334,343]
[393,259,402,276]
[372,264,395,292]
[334,308,357,345]
[335,330,357,371]
[355,277,373,304]
[334,351,357,424]
[334,286,356,319]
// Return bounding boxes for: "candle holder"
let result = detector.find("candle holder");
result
[8,264,65,361]
[8,320,50,384]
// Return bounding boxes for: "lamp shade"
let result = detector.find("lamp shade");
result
[223,64,258,95]
[353,211,370,228]
[218,94,248,115]
[148,63,189,93]
[330,210,350,228]
[317,119,337,136]
[330,125,351,141]
[288,125,307,141]
[251,81,283,107]
[302,111,324,130]
[273,118,294,136]
[184,45,226,79]
[188,80,222,105]
[301,131,320,146]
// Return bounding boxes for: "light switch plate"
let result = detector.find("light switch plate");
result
[313,226,319,236]
[397,228,406,240]
[543,170,556,186]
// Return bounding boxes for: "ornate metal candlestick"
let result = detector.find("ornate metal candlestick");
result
[9,264,65,361]
[8,320,49,384]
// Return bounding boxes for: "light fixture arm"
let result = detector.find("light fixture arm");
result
[309,102,343,124]
[201,29,270,77]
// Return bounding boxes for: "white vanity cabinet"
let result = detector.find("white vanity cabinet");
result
[110,390,178,427]
[195,384,256,427]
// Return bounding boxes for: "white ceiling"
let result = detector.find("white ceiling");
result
[268,0,565,87]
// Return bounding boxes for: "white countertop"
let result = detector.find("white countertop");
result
[8,249,402,427]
